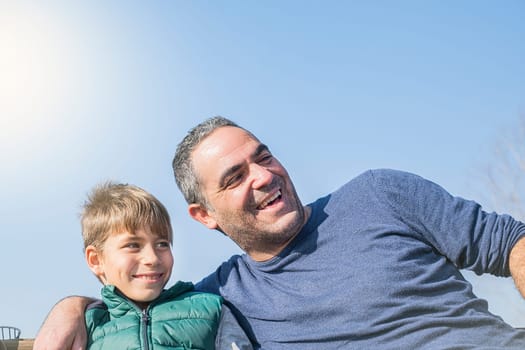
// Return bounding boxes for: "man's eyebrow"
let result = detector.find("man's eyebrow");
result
[255,143,270,157]
[218,163,243,189]
[217,143,270,189]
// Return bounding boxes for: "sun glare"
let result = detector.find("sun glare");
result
[0,5,74,161]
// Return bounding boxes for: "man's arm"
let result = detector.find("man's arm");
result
[33,296,95,350]
[510,236,525,298]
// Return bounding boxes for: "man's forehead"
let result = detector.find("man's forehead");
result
[192,127,260,185]
[195,126,257,161]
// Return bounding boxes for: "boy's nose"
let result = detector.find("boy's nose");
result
[142,246,160,265]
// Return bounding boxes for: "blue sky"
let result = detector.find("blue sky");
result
[1,1,524,338]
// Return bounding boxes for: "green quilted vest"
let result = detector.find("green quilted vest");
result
[86,281,223,349]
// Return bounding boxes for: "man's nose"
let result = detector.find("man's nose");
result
[250,163,272,188]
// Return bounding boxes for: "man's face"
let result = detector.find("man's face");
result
[190,126,307,261]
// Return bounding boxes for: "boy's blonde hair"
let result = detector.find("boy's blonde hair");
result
[81,182,172,251]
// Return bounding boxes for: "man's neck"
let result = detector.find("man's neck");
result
[248,206,312,262]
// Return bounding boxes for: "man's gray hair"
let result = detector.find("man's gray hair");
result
[172,116,244,206]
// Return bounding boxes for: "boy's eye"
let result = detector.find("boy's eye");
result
[157,241,170,248]
[124,242,139,249]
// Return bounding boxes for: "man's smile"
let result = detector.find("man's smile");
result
[257,189,282,210]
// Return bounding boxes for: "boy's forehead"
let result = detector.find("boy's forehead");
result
[108,229,136,238]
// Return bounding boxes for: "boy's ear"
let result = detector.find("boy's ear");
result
[188,203,218,229]
[85,245,105,281]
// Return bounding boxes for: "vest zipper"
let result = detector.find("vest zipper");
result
[141,308,151,350]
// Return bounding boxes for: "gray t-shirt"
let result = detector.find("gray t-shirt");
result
[196,169,525,349]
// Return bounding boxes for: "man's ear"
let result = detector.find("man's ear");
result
[188,203,218,229]
[85,245,106,282]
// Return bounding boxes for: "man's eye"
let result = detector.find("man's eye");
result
[124,243,139,249]
[226,174,243,187]
[259,154,273,164]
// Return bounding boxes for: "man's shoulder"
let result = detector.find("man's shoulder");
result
[194,254,245,294]
[333,168,412,192]
[353,168,425,188]
[326,168,426,206]
[361,168,417,180]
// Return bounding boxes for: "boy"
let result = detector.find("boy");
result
[81,181,252,350]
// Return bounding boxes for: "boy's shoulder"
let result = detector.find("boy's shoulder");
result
[86,299,108,311]
[85,299,111,337]
[163,280,221,298]
[160,281,223,312]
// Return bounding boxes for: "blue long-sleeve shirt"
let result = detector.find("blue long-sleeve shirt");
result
[196,169,525,349]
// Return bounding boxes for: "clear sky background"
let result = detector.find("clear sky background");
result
[1,1,524,338]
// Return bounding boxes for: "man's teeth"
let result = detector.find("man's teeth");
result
[259,190,281,209]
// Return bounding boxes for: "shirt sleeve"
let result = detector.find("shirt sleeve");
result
[215,303,255,350]
[370,168,525,276]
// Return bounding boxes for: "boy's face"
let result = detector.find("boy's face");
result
[86,227,173,308]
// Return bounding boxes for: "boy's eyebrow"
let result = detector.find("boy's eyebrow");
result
[118,234,140,241]
[116,231,143,239]
[217,143,270,189]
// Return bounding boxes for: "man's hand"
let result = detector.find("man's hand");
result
[510,236,525,299]
[33,296,94,350]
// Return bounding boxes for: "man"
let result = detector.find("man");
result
[35,116,525,349]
